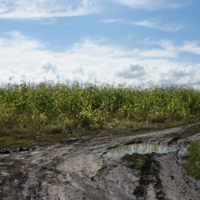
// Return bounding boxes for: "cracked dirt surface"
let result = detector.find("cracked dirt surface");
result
[0,123,200,200]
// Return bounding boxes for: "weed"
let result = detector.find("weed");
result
[123,153,149,170]
[168,124,200,145]
[183,139,200,180]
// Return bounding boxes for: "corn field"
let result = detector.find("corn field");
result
[0,81,200,138]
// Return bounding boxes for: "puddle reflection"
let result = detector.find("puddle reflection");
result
[105,143,177,158]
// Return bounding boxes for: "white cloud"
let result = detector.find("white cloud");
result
[72,64,85,75]
[69,38,178,59]
[99,19,120,23]
[108,0,188,10]
[133,19,183,32]
[0,0,191,20]
[180,41,200,55]
[99,18,183,32]
[171,69,195,77]
[0,0,100,19]
[41,62,59,74]
[138,49,177,58]
[68,38,138,58]
[153,40,200,55]
[115,64,146,79]
[0,31,200,87]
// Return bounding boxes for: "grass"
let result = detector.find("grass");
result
[183,139,200,180]
[123,153,149,170]
[168,124,200,145]
[0,80,200,149]
[0,158,24,172]
[123,153,157,187]
[180,124,200,139]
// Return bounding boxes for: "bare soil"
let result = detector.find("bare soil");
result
[1,123,200,200]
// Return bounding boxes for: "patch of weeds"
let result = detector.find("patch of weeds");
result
[0,158,24,172]
[180,124,200,139]
[123,153,149,170]
[0,136,36,150]
[148,178,155,183]
[109,130,119,135]
[168,124,200,145]
[48,127,63,135]
[183,139,200,180]
[149,165,153,174]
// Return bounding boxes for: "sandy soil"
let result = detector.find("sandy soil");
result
[0,123,200,200]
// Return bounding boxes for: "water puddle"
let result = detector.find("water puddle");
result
[177,149,187,156]
[105,143,178,158]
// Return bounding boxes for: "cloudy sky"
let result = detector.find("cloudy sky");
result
[0,0,200,87]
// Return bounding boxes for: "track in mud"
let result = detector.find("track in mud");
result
[0,123,200,200]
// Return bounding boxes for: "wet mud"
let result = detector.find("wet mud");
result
[0,123,200,200]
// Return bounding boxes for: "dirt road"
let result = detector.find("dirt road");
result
[1,123,200,200]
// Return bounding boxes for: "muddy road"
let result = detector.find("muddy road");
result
[1,123,200,200]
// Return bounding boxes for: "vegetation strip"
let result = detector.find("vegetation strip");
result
[0,81,200,149]
[183,139,200,180]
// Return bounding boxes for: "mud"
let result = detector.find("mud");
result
[0,123,200,200]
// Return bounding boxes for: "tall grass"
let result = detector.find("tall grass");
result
[0,81,200,148]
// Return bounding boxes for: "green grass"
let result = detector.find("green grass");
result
[123,153,149,170]
[0,80,200,149]
[0,158,24,171]
[180,124,200,139]
[183,139,200,180]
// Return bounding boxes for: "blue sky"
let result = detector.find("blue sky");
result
[0,0,200,87]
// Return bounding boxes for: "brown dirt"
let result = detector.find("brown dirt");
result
[0,123,200,200]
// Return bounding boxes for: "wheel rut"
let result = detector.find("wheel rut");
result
[0,123,200,200]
